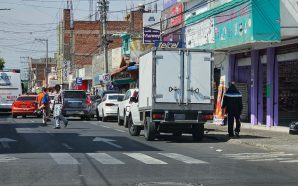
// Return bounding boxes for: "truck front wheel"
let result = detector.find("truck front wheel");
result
[144,117,155,141]
[128,116,141,136]
[192,124,204,141]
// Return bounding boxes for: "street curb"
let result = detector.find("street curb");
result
[206,122,289,133]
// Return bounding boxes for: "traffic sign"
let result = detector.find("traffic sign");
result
[76,77,83,85]
[102,73,111,82]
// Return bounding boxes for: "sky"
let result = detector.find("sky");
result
[0,0,162,69]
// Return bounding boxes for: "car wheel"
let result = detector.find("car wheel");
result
[192,124,204,141]
[144,117,155,141]
[123,110,128,128]
[117,110,124,126]
[85,115,91,121]
[128,116,141,136]
[96,109,100,121]
[102,110,106,122]
[80,116,85,120]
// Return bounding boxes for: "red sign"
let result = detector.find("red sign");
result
[170,3,183,28]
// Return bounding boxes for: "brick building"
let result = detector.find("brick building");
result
[30,58,56,87]
[56,8,144,87]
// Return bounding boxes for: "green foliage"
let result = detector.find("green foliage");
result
[0,57,5,70]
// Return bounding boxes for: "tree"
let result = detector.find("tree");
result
[0,57,5,70]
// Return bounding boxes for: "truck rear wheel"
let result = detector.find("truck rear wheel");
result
[192,124,204,141]
[144,117,155,141]
[128,116,141,136]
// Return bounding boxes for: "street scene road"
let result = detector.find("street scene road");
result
[1,115,298,186]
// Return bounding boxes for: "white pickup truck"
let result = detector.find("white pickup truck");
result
[126,48,214,141]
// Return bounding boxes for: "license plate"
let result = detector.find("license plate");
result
[21,105,27,108]
[174,114,185,120]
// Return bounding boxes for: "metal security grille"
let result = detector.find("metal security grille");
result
[236,83,249,121]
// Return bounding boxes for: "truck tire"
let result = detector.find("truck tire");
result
[192,124,204,141]
[144,117,155,141]
[173,131,182,137]
[128,116,141,136]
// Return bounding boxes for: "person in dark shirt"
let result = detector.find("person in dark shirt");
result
[222,82,243,137]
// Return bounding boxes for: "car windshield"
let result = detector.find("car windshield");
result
[16,96,36,101]
[63,91,87,99]
[108,95,123,100]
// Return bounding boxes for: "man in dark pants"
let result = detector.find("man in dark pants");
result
[222,82,243,137]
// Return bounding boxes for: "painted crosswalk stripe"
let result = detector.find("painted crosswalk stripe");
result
[124,153,167,164]
[49,153,79,165]
[248,158,294,162]
[280,160,298,163]
[158,153,208,164]
[87,153,124,164]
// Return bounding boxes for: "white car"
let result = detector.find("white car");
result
[117,88,138,127]
[97,94,124,122]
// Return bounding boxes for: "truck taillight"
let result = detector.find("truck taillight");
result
[152,113,164,120]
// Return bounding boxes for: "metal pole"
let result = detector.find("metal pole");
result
[46,39,48,87]
[99,0,109,74]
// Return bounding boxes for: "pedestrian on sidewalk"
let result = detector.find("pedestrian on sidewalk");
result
[222,82,243,137]
[53,84,68,129]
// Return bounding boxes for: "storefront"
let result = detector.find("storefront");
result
[186,0,281,126]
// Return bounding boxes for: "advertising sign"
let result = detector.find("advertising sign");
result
[185,18,215,48]
[161,3,183,30]
[63,60,70,81]
[76,77,82,85]
[143,27,160,44]
[154,41,181,48]
[163,0,177,10]
[143,13,161,44]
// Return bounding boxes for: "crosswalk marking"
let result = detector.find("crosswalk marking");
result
[123,153,168,164]
[223,152,298,163]
[0,155,18,163]
[87,153,124,164]
[159,153,208,164]
[49,153,79,165]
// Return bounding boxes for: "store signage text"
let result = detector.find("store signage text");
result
[154,41,181,48]
[114,72,131,81]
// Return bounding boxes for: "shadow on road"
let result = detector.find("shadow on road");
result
[0,122,161,154]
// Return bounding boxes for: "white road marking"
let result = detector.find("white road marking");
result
[87,153,124,164]
[223,152,296,162]
[280,160,298,163]
[49,153,79,165]
[0,155,18,163]
[123,153,167,165]
[248,158,294,162]
[158,153,208,164]
[101,125,110,129]
[216,149,223,152]
[62,143,73,150]
[114,129,126,133]
[93,137,123,149]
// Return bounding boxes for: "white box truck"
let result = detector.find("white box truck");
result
[0,70,22,112]
[127,48,214,141]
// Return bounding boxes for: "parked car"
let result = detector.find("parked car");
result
[61,90,92,120]
[89,95,101,118]
[12,95,40,118]
[98,90,119,103]
[117,89,138,127]
[97,94,124,122]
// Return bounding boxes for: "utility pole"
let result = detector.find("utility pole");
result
[98,0,109,74]
[35,38,48,87]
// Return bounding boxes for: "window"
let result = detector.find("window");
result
[124,91,131,100]
[63,91,87,99]
[17,96,36,101]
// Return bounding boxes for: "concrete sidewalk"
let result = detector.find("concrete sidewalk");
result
[205,123,298,154]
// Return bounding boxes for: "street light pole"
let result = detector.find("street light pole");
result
[35,38,49,87]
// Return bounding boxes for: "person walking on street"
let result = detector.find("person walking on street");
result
[53,84,68,129]
[40,88,51,125]
[222,82,243,137]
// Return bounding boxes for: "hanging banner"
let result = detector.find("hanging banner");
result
[163,0,177,10]
[213,80,226,125]
[143,13,161,44]
[161,3,183,30]
[143,27,160,44]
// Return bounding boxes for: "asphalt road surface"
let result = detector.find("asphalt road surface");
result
[0,114,298,186]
